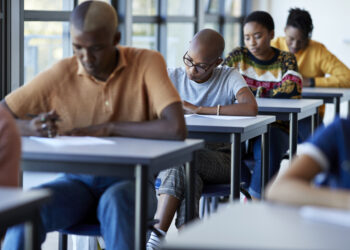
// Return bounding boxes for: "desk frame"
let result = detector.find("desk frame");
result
[187,116,274,200]
[21,138,203,250]
[0,189,51,250]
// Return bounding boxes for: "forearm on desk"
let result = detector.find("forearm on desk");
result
[267,178,350,210]
[197,103,257,116]
[108,102,187,140]
[108,119,186,140]
[266,155,350,210]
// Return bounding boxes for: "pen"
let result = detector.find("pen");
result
[26,113,61,138]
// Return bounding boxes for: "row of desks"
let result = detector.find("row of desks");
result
[303,87,350,115]
[1,87,349,250]
[162,88,350,250]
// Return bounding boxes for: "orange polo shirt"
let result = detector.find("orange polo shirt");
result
[0,105,21,187]
[6,46,181,132]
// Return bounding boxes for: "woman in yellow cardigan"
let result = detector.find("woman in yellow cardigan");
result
[272,8,350,142]
[272,8,350,88]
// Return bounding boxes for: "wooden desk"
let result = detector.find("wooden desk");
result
[21,137,204,250]
[302,87,350,115]
[257,98,323,160]
[185,115,276,200]
[0,187,51,250]
[162,202,350,250]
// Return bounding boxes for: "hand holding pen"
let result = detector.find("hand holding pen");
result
[27,110,60,138]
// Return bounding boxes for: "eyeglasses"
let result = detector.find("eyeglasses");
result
[182,51,219,74]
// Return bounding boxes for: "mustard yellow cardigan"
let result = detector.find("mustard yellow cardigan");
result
[272,37,350,88]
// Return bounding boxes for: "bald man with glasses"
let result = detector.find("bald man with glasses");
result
[147,29,257,250]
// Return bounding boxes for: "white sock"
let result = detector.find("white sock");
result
[146,229,166,250]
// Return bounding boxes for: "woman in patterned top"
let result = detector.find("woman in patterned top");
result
[224,11,302,199]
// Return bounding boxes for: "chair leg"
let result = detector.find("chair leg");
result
[58,233,68,250]
[200,197,205,218]
[206,197,211,216]
[211,197,219,212]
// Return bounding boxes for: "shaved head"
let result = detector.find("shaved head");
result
[189,29,225,61]
[184,29,225,83]
[70,1,118,34]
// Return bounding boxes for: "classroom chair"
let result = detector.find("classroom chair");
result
[200,183,251,217]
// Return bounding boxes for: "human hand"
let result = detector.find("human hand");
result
[182,101,201,114]
[28,110,60,137]
[64,123,111,137]
[303,77,313,87]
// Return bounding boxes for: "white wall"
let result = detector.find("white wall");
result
[251,0,350,67]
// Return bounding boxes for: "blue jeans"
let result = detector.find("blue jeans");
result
[298,116,312,143]
[248,126,289,198]
[3,174,157,250]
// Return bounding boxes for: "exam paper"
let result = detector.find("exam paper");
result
[29,136,116,147]
[300,206,350,227]
[185,114,252,120]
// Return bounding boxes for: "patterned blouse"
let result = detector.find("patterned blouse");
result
[223,47,302,99]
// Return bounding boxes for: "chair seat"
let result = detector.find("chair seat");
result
[59,223,100,236]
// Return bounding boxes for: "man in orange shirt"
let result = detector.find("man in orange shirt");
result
[2,1,186,249]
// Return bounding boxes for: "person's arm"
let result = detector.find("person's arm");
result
[0,106,21,187]
[222,47,241,68]
[1,100,60,137]
[183,87,257,116]
[314,46,350,88]
[266,154,350,209]
[66,101,187,140]
[268,53,302,99]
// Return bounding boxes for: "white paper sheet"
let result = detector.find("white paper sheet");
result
[300,206,350,227]
[29,136,116,147]
[185,114,253,120]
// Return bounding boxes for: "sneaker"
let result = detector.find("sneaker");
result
[240,192,248,203]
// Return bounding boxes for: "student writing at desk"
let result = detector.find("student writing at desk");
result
[147,29,257,250]
[266,117,350,209]
[223,11,302,199]
[2,1,186,249]
[272,8,350,140]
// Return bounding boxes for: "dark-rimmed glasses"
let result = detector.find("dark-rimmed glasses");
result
[183,51,220,74]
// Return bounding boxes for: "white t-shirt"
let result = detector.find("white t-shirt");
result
[168,66,248,106]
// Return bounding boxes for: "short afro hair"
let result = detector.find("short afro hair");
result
[286,8,313,39]
[244,11,274,32]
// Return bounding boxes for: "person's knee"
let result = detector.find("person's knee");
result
[101,181,134,208]
[98,181,157,221]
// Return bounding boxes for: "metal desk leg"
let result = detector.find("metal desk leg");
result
[312,109,320,134]
[334,97,340,115]
[25,210,40,250]
[185,158,195,222]
[231,133,241,201]
[261,124,270,199]
[289,113,298,164]
[135,164,147,250]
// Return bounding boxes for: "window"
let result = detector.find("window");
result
[6,0,250,90]
[204,0,246,56]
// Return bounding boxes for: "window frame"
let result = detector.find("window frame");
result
[4,0,251,93]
